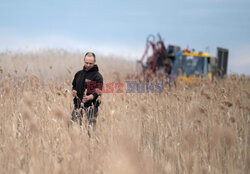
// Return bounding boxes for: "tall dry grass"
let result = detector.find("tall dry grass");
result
[0,50,249,174]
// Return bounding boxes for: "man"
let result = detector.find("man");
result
[72,52,103,129]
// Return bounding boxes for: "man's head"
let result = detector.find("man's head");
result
[84,52,96,71]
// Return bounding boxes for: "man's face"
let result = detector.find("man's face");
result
[84,56,95,71]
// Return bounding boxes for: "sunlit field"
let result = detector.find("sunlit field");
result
[0,50,249,174]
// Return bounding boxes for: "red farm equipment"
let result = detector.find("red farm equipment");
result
[137,34,180,80]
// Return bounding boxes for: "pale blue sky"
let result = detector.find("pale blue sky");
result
[0,0,250,74]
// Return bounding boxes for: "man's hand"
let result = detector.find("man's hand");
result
[72,90,77,97]
[82,94,94,103]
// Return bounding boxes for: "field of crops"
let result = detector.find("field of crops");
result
[0,50,249,174]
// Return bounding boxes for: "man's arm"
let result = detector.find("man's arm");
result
[72,73,78,97]
[83,73,103,103]
[92,73,103,100]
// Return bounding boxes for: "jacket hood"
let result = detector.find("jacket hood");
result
[83,64,99,72]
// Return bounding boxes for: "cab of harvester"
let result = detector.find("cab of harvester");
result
[170,49,213,84]
[169,48,229,84]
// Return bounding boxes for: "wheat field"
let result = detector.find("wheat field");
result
[0,50,249,174]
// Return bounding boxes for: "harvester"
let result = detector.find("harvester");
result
[137,34,229,84]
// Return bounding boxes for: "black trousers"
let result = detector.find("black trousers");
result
[71,106,98,130]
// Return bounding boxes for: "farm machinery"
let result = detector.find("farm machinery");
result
[137,34,229,83]
[137,34,180,79]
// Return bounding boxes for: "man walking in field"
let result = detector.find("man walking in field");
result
[71,52,103,130]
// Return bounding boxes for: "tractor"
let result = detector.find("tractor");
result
[137,34,229,84]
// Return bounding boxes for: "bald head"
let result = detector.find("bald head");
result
[84,52,96,71]
[84,52,96,62]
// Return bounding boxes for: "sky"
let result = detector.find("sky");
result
[0,0,250,75]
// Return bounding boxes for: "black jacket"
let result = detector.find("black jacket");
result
[72,65,103,108]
